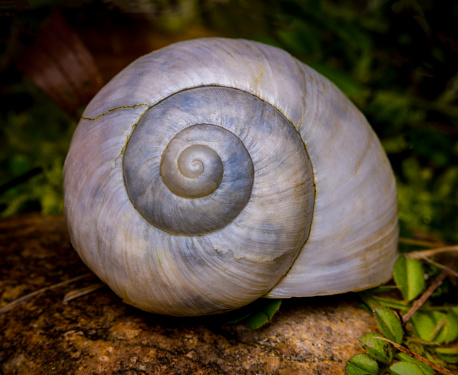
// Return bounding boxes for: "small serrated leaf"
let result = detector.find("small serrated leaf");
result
[357,301,373,314]
[410,311,457,343]
[435,346,458,364]
[410,311,441,342]
[444,311,458,344]
[375,307,404,344]
[373,296,412,310]
[224,311,252,324]
[247,311,269,329]
[393,256,425,302]
[262,299,282,320]
[223,299,281,327]
[397,353,434,375]
[390,361,426,375]
[436,347,458,355]
[345,353,379,375]
[223,303,254,324]
[359,332,393,364]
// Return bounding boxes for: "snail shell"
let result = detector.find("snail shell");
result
[63,38,398,316]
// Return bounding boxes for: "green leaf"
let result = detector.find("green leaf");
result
[360,332,393,364]
[262,299,282,320]
[393,257,425,301]
[435,347,458,364]
[444,311,458,343]
[245,299,282,329]
[369,295,412,310]
[224,299,281,327]
[357,301,373,314]
[410,311,441,342]
[390,361,425,375]
[224,310,252,324]
[345,353,379,375]
[247,311,269,329]
[397,353,434,375]
[409,311,457,343]
[375,308,404,344]
[450,306,458,319]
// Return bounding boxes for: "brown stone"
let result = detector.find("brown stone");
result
[0,213,379,374]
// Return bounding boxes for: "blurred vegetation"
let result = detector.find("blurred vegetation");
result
[0,0,457,244]
[0,79,76,216]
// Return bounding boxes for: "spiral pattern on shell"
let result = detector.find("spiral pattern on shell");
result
[123,86,314,238]
[64,38,398,316]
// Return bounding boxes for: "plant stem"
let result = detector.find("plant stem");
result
[373,336,453,375]
[402,269,450,323]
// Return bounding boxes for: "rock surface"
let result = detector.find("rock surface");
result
[0,213,379,374]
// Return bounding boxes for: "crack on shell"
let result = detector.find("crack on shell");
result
[81,104,149,121]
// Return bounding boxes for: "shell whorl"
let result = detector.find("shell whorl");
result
[63,38,398,316]
[123,86,314,238]
[161,141,225,199]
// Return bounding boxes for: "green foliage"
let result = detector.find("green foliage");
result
[396,353,433,375]
[348,256,457,374]
[360,332,394,364]
[435,347,458,364]
[410,311,458,344]
[345,353,379,375]
[224,299,282,329]
[0,78,76,217]
[374,308,404,344]
[393,257,425,302]
[390,361,425,375]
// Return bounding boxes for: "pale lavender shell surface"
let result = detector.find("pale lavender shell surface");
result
[63,38,398,316]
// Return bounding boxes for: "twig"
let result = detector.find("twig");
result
[410,254,458,278]
[408,245,458,259]
[402,269,450,323]
[0,273,92,315]
[63,282,106,304]
[373,336,453,375]
[399,237,446,248]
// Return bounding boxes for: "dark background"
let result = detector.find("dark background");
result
[1,0,457,246]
